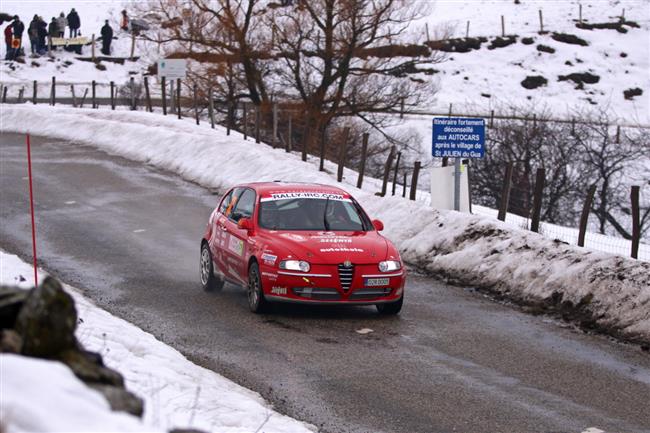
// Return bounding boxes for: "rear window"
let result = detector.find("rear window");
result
[258,194,370,231]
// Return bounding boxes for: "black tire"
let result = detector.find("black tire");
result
[200,242,223,292]
[376,295,403,315]
[247,261,268,313]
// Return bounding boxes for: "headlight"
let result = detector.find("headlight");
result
[378,260,401,272]
[279,260,310,272]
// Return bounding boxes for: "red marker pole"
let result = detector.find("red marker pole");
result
[26,134,38,286]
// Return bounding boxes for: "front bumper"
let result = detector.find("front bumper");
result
[260,263,405,304]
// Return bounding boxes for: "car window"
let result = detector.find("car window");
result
[218,190,234,215]
[258,197,369,231]
[230,189,256,223]
[220,188,245,218]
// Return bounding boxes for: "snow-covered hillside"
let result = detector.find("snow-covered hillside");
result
[1,0,648,123]
[417,0,650,124]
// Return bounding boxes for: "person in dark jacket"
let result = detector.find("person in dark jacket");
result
[48,17,58,50]
[11,15,24,54]
[28,15,39,54]
[67,8,80,38]
[4,23,13,60]
[100,20,113,55]
[37,16,47,53]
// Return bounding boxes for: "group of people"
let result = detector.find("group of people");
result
[3,8,132,60]
[4,9,81,59]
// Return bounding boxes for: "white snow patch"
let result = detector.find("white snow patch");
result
[0,249,316,433]
[1,354,153,433]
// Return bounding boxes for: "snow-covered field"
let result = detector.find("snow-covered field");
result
[0,250,315,433]
[0,0,648,123]
[1,104,648,345]
[417,0,650,124]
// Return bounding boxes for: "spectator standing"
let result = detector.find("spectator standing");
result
[37,16,47,53]
[56,12,67,38]
[67,8,80,38]
[120,10,129,31]
[28,15,39,54]
[48,17,58,50]
[11,16,24,55]
[4,23,13,60]
[100,20,113,55]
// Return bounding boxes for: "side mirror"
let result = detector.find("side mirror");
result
[372,219,384,231]
[238,217,253,231]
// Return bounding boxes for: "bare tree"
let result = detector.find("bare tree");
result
[472,105,583,225]
[271,0,440,153]
[573,109,650,239]
[133,0,442,156]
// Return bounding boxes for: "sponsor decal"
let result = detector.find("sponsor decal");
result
[261,192,351,202]
[261,253,277,265]
[364,277,390,287]
[319,238,352,243]
[271,286,287,295]
[320,247,364,253]
[261,271,278,281]
[228,236,244,256]
[280,233,307,242]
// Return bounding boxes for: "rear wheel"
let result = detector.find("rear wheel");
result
[376,295,403,315]
[247,262,268,313]
[200,242,223,292]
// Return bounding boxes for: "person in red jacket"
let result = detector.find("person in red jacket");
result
[4,23,13,60]
[120,10,129,31]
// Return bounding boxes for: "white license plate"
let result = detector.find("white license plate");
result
[364,277,389,287]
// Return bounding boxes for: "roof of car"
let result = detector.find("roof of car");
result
[241,182,351,196]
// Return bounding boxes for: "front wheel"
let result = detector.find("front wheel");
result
[376,295,403,315]
[247,262,269,313]
[200,242,223,292]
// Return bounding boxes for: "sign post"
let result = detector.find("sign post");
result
[432,117,486,211]
[157,59,187,80]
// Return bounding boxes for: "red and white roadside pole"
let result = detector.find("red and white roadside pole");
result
[26,134,38,286]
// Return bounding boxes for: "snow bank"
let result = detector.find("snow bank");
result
[0,249,315,433]
[1,104,648,344]
[1,354,153,433]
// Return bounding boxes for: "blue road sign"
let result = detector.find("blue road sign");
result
[432,117,486,158]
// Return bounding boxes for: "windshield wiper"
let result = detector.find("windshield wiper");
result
[323,197,330,231]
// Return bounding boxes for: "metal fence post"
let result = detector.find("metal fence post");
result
[32,80,37,104]
[578,184,596,247]
[356,133,369,189]
[631,185,640,259]
[380,146,396,197]
[530,168,546,233]
[161,77,167,115]
[337,127,350,182]
[392,151,401,196]
[410,161,421,201]
[176,78,181,119]
[110,81,115,110]
[498,162,514,221]
[144,76,152,112]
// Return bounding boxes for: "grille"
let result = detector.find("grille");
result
[337,263,355,292]
[292,287,341,301]
[349,288,392,300]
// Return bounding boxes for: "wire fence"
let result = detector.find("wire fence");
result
[1,76,647,262]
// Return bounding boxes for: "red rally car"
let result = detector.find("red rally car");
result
[200,182,405,314]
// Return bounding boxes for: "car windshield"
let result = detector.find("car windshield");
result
[258,197,370,231]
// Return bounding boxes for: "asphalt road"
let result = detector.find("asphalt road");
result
[1,132,649,433]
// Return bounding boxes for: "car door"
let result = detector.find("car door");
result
[222,188,257,282]
[211,188,242,278]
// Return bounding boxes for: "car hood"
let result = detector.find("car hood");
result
[260,230,391,265]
